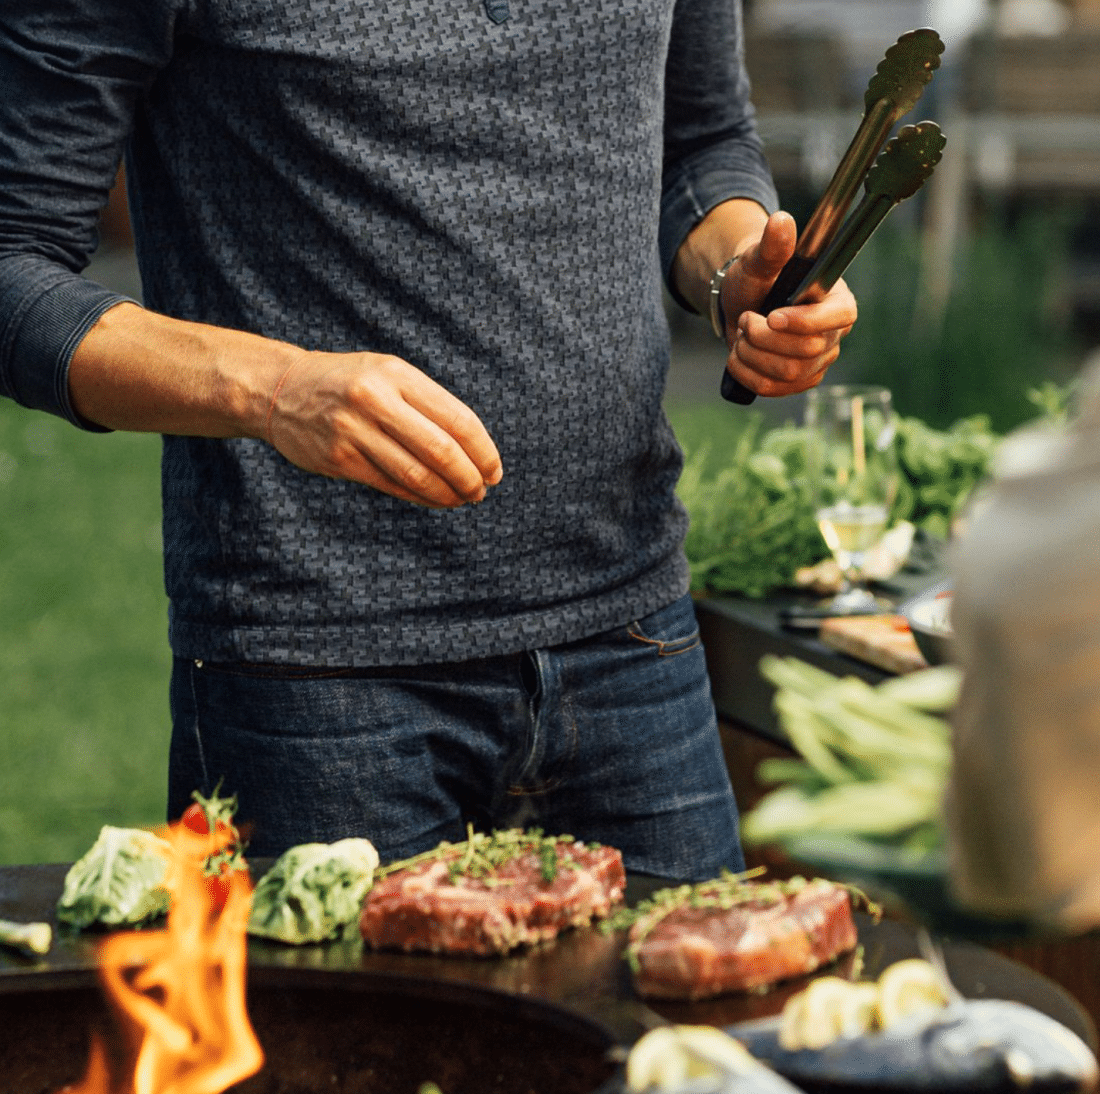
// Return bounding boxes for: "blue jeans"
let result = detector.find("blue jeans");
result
[168,593,743,881]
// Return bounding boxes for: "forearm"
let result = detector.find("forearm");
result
[68,301,297,438]
[68,300,503,508]
[669,198,771,319]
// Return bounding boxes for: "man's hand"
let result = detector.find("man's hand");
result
[266,350,503,509]
[719,210,857,399]
[671,201,858,400]
[68,301,502,509]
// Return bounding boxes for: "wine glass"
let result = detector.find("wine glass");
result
[805,384,899,612]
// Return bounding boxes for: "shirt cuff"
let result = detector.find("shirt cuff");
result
[660,147,780,314]
[2,270,134,431]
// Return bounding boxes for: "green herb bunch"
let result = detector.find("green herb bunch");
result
[677,412,1000,598]
[680,421,824,599]
[377,826,587,885]
[891,414,997,538]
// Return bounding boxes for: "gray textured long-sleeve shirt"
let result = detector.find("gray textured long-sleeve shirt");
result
[0,0,777,666]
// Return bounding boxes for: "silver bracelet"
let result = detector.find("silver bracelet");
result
[708,256,738,340]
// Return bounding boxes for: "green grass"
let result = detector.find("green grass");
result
[0,401,170,865]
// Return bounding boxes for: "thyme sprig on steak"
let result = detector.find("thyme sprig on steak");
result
[604,869,879,973]
[375,825,593,885]
[604,866,771,967]
[361,831,626,956]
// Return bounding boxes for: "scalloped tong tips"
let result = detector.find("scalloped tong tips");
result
[722,28,946,405]
[787,121,946,305]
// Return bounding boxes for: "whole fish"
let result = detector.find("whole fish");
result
[731,998,1099,1093]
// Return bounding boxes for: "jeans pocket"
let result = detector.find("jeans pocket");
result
[626,594,702,657]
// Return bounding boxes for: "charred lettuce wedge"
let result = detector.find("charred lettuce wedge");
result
[247,837,380,944]
[56,825,171,929]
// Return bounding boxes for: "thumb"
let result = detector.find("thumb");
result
[738,210,797,285]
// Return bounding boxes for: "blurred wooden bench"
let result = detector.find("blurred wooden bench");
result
[960,32,1100,194]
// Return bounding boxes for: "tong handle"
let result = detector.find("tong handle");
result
[720,372,757,405]
[719,254,815,404]
[720,28,943,408]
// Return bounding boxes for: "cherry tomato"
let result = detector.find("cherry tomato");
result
[206,862,234,912]
[180,788,238,837]
[179,787,245,912]
[181,801,213,834]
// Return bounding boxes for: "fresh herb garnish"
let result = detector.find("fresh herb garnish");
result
[602,869,880,973]
[602,867,772,970]
[376,825,582,885]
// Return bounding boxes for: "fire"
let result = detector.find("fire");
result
[62,823,264,1094]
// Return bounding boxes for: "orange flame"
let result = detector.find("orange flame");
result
[62,824,264,1094]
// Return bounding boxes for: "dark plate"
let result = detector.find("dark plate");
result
[0,866,1094,1056]
[900,579,955,665]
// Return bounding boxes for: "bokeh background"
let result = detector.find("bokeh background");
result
[4,0,1098,863]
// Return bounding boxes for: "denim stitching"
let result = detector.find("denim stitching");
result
[626,621,702,657]
[507,649,564,797]
[195,661,382,681]
[188,659,211,789]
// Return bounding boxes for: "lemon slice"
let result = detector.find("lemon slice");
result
[673,1026,756,1077]
[778,985,811,1051]
[779,976,878,1050]
[626,1028,686,1092]
[777,959,953,1054]
[876,958,951,1028]
[836,981,881,1037]
[625,1025,756,1091]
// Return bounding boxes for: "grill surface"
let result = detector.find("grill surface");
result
[0,864,1095,1094]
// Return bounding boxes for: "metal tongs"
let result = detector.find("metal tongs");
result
[722,28,947,405]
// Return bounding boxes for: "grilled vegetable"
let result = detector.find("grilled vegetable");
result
[248,837,380,944]
[56,825,172,929]
[56,786,247,930]
[179,784,247,911]
[0,917,51,957]
[741,657,960,851]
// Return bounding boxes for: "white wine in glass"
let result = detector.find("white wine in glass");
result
[805,384,898,611]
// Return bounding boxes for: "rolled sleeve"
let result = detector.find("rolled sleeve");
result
[659,0,780,309]
[0,258,128,429]
[0,0,174,427]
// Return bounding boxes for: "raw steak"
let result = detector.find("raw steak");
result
[630,877,857,1000]
[360,837,626,956]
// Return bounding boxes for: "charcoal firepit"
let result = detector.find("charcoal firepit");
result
[0,977,620,1094]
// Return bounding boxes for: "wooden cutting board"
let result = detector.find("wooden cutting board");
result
[819,614,929,674]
